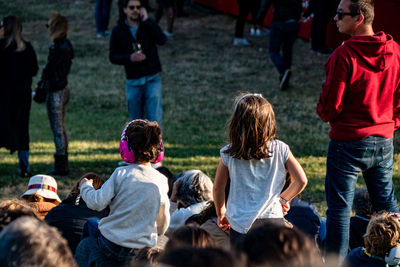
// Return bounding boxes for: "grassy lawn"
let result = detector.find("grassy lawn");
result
[1,0,400,215]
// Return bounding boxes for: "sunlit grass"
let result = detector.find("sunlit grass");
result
[1,0,400,216]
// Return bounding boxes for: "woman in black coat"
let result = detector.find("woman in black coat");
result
[38,12,73,175]
[0,16,38,177]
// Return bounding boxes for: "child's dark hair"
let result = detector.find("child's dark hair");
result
[224,93,276,160]
[239,222,322,266]
[68,172,105,198]
[126,120,162,164]
[352,187,373,219]
[165,225,218,252]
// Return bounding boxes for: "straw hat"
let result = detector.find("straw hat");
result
[21,175,62,203]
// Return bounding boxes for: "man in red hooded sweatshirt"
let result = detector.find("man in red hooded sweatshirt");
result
[316,0,400,259]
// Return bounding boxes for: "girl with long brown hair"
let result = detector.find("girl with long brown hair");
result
[213,93,308,247]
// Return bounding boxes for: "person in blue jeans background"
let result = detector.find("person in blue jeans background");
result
[95,0,113,38]
[260,0,302,90]
[316,0,400,260]
[109,0,166,127]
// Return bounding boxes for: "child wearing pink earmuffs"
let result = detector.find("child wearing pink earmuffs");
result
[75,119,170,266]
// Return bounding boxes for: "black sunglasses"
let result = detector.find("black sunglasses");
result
[336,10,360,20]
[128,5,141,10]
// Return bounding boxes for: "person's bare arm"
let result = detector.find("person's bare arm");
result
[213,159,230,231]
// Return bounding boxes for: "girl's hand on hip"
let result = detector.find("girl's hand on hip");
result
[280,200,290,215]
[217,215,231,231]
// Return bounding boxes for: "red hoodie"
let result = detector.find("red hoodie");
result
[317,31,400,141]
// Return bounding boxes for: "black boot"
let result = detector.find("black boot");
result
[46,154,69,176]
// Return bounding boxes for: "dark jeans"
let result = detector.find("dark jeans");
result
[310,0,337,50]
[324,136,398,259]
[18,150,29,172]
[268,21,300,75]
[95,0,112,33]
[234,0,258,38]
[81,217,100,240]
[75,230,137,267]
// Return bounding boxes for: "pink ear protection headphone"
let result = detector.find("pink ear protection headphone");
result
[120,119,165,164]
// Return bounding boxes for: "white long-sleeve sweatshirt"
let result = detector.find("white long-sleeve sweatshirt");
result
[80,164,170,249]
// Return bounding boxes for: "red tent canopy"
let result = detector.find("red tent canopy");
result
[193,0,400,47]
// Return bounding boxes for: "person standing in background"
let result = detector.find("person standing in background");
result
[95,0,113,38]
[0,16,38,177]
[261,0,303,90]
[110,0,166,127]
[38,13,74,176]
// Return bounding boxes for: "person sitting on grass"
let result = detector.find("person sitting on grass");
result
[349,187,374,252]
[74,119,170,266]
[0,216,77,267]
[164,225,218,253]
[0,199,39,231]
[283,172,321,242]
[45,172,106,254]
[185,178,231,249]
[239,221,323,267]
[167,170,214,233]
[160,247,241,267]
[21,174,62,220]
[345,212,400,267]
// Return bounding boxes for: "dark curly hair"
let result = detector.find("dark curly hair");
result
[125,120,162,164]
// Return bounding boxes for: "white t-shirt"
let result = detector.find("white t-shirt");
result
[80,164,170,249]
[220,140,290,233]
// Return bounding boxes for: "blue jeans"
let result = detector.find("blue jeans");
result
[95,0,112,34]
[325,136,398,259]
[81,218,100,240]
[75,230,137,266]
[18,150,29,173]
[268,21,300,75]
[126,74,162,128]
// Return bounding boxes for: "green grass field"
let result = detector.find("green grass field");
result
[1,0,400,215]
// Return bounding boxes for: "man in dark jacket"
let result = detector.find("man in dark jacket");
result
[259,0,303,90]
[110,0,166,127]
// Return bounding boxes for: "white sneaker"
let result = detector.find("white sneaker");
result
[163,30,174,40]
[255,28,269,37]
[233,38,251,46]
[250,27,256,36]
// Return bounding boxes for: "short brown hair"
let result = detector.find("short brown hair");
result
[349,0,374,25]
[224,93,276,160]
[125,120,162,163]
[364,212,400,257]
[48,12,68,43]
